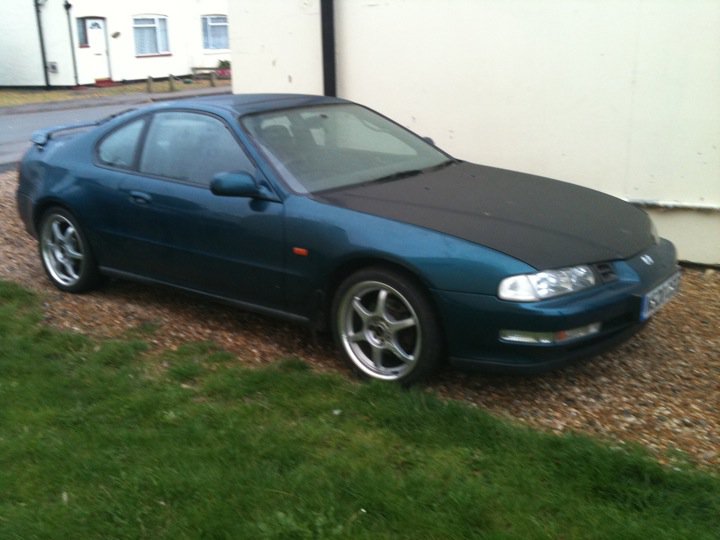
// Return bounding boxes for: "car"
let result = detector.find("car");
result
[16,94,680,384]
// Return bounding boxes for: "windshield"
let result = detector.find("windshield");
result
[241,104,451,193]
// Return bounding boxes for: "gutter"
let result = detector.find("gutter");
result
[64,1,79,86]
[34,0,50,88]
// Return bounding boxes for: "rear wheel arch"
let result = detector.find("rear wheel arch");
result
[37,205,100,293]
[33,199,74,236]
[33,199,100,251]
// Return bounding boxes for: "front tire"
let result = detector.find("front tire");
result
[332,267,442,384]
[38,207,99,293]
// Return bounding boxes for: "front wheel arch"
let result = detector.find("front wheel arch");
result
[323,258,437,324]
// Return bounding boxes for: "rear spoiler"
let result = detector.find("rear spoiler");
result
[30,108,137,147]
[30,121,100,147]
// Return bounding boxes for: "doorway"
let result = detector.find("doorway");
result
[78,17,111,82]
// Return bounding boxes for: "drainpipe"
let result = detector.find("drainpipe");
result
[34,0,50,88]
[320,0,336,97]
[64,1,79,86]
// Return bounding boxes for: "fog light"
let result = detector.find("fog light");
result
[500,323,601,345]
[499,330,554,344]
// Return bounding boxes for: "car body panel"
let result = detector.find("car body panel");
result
[113,172,286,308]
[316,161,654,269]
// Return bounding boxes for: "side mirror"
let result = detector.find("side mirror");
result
[210,172,261,198]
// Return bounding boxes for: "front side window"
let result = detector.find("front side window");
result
[133,15,169,55]
[202,15,229,49]
[97,118,145,169]
[139,112,252,185]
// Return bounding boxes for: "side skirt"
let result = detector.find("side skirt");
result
[99,266,310,325]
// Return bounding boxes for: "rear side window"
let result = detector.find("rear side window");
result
[97,119,144,168]
[139,111,253,185]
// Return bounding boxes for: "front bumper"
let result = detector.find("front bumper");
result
[434,239,679,373]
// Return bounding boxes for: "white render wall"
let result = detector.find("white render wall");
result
[0,0,231,87]
[238,1,717,265]
[231,0,324,95]
[0,2,49,86]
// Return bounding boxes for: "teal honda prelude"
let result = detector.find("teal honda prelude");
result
[16,94,680,384]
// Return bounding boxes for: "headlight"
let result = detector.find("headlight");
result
[498,265,596,302]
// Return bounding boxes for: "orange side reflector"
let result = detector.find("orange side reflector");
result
[292,247,309,257]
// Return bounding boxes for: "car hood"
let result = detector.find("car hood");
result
[314,162,654,269]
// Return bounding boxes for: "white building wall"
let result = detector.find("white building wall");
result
[230,0,324,95]
[0,2,49,86]
[42,1,77,87]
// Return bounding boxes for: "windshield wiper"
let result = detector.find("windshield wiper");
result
[428,158,458,171]
[372,169,424,183]
[372,159,457,184]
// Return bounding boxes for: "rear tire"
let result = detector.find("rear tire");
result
[332,267,442,385]
[38,207,99,293]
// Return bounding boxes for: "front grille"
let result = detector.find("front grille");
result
[593,262,618,284]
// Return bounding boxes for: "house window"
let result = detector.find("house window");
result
[202,15,229,50]
[133,15,169,55]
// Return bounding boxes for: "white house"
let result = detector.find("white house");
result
[0,0,231,87]
[229,0,720,265]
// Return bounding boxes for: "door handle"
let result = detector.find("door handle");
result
[129,191,151,205]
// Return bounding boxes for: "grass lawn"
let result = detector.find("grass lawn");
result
[1,280,718,539]
[0,79,231,108]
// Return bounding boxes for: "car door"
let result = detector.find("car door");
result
[111,110,286,310]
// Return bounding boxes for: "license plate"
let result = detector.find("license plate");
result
[641,272,681,321]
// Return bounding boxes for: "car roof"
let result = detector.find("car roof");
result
[156,93,350,116]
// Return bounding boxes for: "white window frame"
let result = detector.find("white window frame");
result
[202,15,229,50]
[133,15,170,56]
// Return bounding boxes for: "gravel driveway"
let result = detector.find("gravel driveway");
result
[2,170,718,468]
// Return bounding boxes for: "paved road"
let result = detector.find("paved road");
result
[0,103,136,169]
